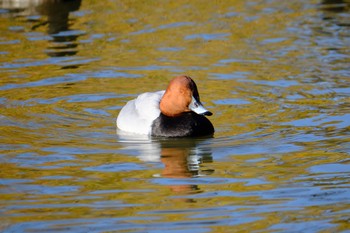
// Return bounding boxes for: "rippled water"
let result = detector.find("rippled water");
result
[1,0,350,232]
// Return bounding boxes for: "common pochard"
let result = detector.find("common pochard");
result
[116,75,214,137]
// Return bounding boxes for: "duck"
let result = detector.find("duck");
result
[116,75,214,137]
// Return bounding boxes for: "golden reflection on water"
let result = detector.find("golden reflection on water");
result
[0,0,350,232]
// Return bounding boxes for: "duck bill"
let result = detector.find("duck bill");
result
[189,96,213,116]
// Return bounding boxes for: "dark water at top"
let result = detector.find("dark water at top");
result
[0,0,349,232]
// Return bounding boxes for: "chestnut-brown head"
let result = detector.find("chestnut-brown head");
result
[159,75,212,117]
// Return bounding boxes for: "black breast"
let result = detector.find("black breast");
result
[151,112,214,137]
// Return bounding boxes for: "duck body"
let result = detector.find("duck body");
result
[117,90,165,135]
[116,75,214,137]
[151,112,214,137]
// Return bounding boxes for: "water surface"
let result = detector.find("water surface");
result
[1,0,350,232]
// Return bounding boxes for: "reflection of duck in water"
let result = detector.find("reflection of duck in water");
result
[161,146,199,193]
[158,138,213,193]
[117,75,214,137]
[118,134,213,194]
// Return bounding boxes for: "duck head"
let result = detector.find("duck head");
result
[160,75,213,117]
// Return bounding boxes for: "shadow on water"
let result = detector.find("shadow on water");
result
[0,0,83,58]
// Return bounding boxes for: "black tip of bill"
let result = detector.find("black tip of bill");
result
[202,111,213,116]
